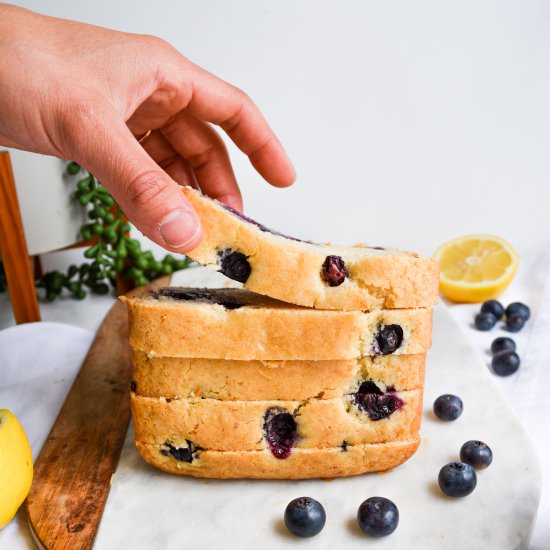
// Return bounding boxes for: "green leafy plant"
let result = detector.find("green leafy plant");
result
[1,162,190,301]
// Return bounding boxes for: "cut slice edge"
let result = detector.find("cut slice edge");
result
[434,234,519,303]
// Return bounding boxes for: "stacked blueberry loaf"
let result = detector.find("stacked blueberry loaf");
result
[123,188,439,479]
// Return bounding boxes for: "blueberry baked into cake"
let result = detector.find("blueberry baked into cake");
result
[122,193,438,479]
[131,389,423,450]
[180,186,439,311]
[126,288,433,360]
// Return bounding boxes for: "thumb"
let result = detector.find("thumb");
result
[69,112,202,253]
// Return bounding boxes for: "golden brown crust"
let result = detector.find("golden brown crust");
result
[182,186,439,311]
[125,290,433,360]
[134,437,420,479]
[131,391,422,450]
[131,349,426,400]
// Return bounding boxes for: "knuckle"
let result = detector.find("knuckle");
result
[233,86,252,105]
[234,90,255,116]
[138,34,181,64]
[139,33,170,51]
[220,89,256,134]
[249,134,275,158]
[187,131,229,171]
[238,90,258,115]
[123,171,172,210]
[187,145,216,171]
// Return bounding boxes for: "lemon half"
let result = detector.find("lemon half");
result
[434,234,519,303]
[0,410,33,529]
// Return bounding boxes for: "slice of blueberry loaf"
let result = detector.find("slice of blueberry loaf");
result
[131,389,422,451]
[181,186,439,311]
[134,437,420,479]
[131,350,426,401]
[123,288,433,360]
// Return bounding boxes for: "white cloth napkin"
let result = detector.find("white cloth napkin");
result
[0,323,94,550]
[447,253,550,550]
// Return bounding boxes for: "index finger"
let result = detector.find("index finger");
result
[183,62,296,188]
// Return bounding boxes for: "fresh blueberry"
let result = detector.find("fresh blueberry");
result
[155,287,244,309]
[460,440,493,470]
[353,381,404,421]
[505,314,525,333]
[433,394,463,421]
[217,301,243,310]
[491,337,516,355]
[284,497,326,538]
[357,497,399,537]
[492,351,520,376]
[263,407,297,459]
[218,249,251,283]
[156,288,212,301]
[321,255,349,287]
[480,300,505,320]
[160,440,199,463]
[505,302,530,321]
[374,325,404,355]
[438,462,477,497]
[474,312,497,331]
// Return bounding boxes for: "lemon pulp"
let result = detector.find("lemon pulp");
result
[434,234,519,303]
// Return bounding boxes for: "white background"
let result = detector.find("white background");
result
[7,0,550,257]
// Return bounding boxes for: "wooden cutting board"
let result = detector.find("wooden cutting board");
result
[26,277,170,550]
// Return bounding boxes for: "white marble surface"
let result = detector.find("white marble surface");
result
[88,271,541,549]
[0,267,544,548]
[446,253,550,550]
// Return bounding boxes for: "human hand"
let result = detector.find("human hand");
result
[0,4,295,252]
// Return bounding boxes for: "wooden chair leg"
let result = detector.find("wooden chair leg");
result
[115,272,134,296]
[0,151,41,324]
[33,255,43,279]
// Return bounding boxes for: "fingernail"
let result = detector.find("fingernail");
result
[159,208,201,250]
